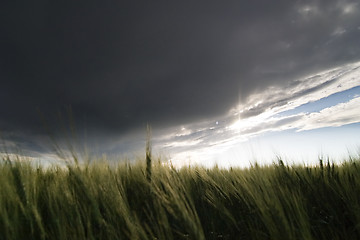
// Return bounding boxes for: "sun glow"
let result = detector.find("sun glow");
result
[229,110,275,133]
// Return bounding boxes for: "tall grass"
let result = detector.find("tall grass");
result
[0,154,359,239]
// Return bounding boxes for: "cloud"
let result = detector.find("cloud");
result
[231,61,360,117]
[233,62,360,133]
[163,139,203,148]
[340,2,359,15]
[296,97,360,131]
[159,62,360,163]
[1,1,360,133]
[1,1,360,159]
[332,27,347,36]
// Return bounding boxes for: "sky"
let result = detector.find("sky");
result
[1,0,360,167]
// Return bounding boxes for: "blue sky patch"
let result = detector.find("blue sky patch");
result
[278,86,360,117]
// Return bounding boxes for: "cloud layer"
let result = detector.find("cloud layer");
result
[158,62,360,165]
[1,0,360,158]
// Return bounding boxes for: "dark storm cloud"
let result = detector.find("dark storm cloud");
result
[1,0,360,154]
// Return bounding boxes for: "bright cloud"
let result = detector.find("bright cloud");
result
[232,61,360,118]
[341,2,358,15]
[296,97,360,131]
[157,61,360,167]
[163,139,203,148]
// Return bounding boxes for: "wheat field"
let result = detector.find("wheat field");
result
[0,154,359,240]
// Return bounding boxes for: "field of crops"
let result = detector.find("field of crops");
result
[0,155,359,240]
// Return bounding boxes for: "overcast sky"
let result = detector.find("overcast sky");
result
[1,0,360,166]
